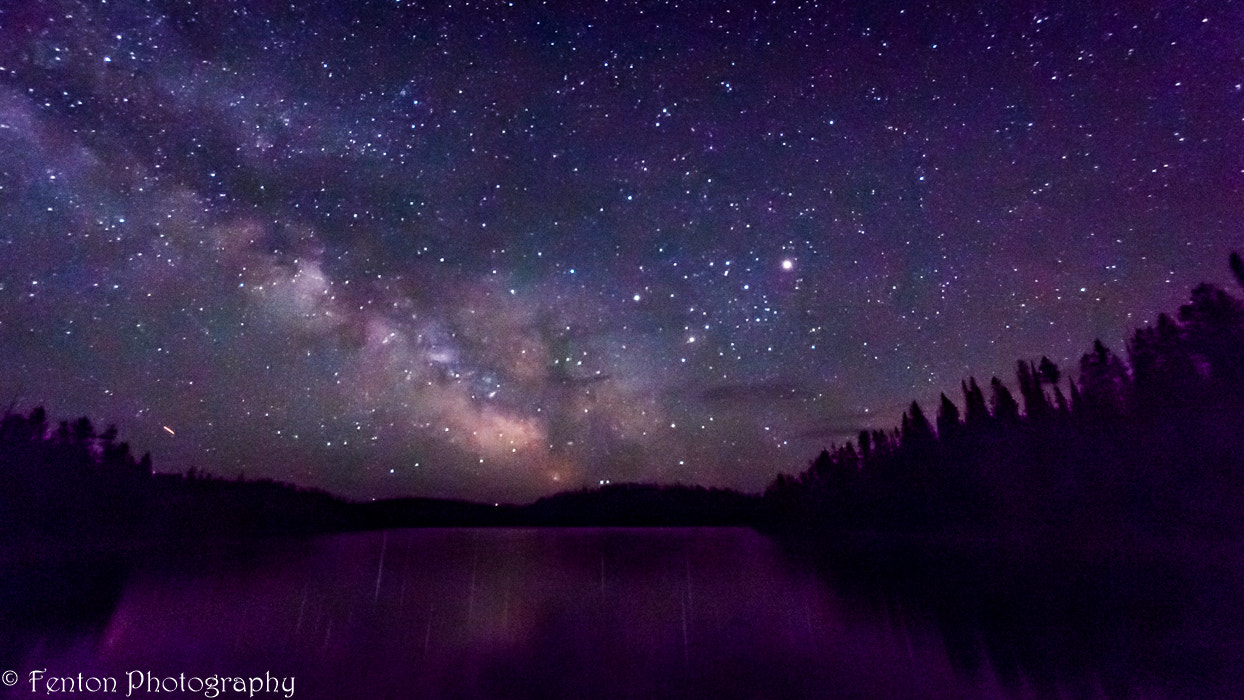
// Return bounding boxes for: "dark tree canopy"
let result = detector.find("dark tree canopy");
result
[764,253,1244,543]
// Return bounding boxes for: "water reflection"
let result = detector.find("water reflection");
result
[3,530,1240,698]
[0,556,129,660]
[783,537,1244,698]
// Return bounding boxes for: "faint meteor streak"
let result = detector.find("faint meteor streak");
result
[163,426,175,436]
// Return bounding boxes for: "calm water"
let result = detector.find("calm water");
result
[3,528,1240,699]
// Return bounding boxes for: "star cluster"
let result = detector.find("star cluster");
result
[1,1,1241,501]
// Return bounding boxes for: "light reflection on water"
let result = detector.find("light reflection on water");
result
[5,528,1236,699]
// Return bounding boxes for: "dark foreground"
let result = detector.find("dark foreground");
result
[4,528,1241,700]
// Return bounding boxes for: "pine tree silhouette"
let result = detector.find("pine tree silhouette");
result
[1179,283,1244,392]
[936,393,962,444]
[962,377,990,429]
[1078,340,1129,420]
[989,377,1020,425]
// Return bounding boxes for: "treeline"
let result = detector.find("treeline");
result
[763,253,1244,544]
[1,410,153,540]
[0,411,358,556]
[0,406,761,560]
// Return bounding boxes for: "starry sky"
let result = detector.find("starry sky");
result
[1,1,1241,502]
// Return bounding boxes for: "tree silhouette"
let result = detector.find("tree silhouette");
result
[1016,360,1051,420]
[961,377,990,429]
[1077,340,1129,420]
[901,401,936,452]
[1129,312,1199,414]
[1037,357,1070,413]
[1037,356,1060,386]
[989,377,1020,426]
[936,393,962,444]
[1178,283,1244,393]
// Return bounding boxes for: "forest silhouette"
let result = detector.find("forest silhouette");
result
[0,407,364,563]
[0,415,755,564]
[762,252,1244,548]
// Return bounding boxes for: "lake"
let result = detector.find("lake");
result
[3,528,1239,698]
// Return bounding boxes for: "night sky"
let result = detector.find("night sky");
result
[1,1,1241,502]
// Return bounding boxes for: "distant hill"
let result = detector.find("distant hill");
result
[0,408,761,564]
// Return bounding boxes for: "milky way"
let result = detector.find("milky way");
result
[1,1,1241,501]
